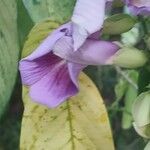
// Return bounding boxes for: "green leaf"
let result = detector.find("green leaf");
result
[0,0,19,118]
[22,0,75,23]
[20,73,114,150]
[20,20,114,149]
[103,14,136,35]
[115,78,128,101]
[17,0,34,47]
[122,71,138,129]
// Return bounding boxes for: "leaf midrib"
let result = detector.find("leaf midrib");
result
[67,101,75,150]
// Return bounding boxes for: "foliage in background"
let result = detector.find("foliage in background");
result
[22,0,75,23]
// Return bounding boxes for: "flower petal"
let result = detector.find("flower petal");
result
[124,0,150,15]
[71,0,106,50]
[19,53,63,86]
[21,53,83,107]
[53,36,119,65]
[68,62,87,88]
[24,22,71,61]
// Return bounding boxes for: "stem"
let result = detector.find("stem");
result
[116,67,138,90]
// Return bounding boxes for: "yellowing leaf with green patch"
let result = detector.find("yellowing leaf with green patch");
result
[20,20,114,150]
[20,73,114,150]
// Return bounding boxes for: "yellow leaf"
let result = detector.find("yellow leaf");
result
[20,73,114,150]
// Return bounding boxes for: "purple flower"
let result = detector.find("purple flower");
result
[19,22,119,108]
[71,0,113,50]
[124,0,150,15]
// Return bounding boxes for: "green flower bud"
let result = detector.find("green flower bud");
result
[133,91,150,127]
[102,14,136,35]
[145,141,150,150]
[132,91,150,139]
[112,47,148,68]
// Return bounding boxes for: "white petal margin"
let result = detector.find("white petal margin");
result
[71,0,107,50]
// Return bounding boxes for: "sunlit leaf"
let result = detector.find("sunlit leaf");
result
[20,73,114,150]
[22,0,75,23]
[0,0,19,118]
[132,91,150,127]
[17,0,34,47]
[121,24,140,46]
[114,70,138,129]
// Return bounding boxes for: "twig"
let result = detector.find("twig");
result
[116,67,138,90]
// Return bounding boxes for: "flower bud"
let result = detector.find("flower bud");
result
[132,91,150,139]
[102,14,136,35]
[112,47,148,68]
[133,91,150,127]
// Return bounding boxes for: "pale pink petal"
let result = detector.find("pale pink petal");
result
[124,0,150,15]
[53,36,119,65]
[71,0,106,49]
[24,22,72,61]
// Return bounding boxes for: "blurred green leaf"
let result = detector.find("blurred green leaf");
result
[0,0,19,119]
[17,0,34,47]
[122,71,138,129]
[121,24,140,46]
[103,14,136,35]
[22,0,75,23]
[113,70,138,129]
[133,123,150,139]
